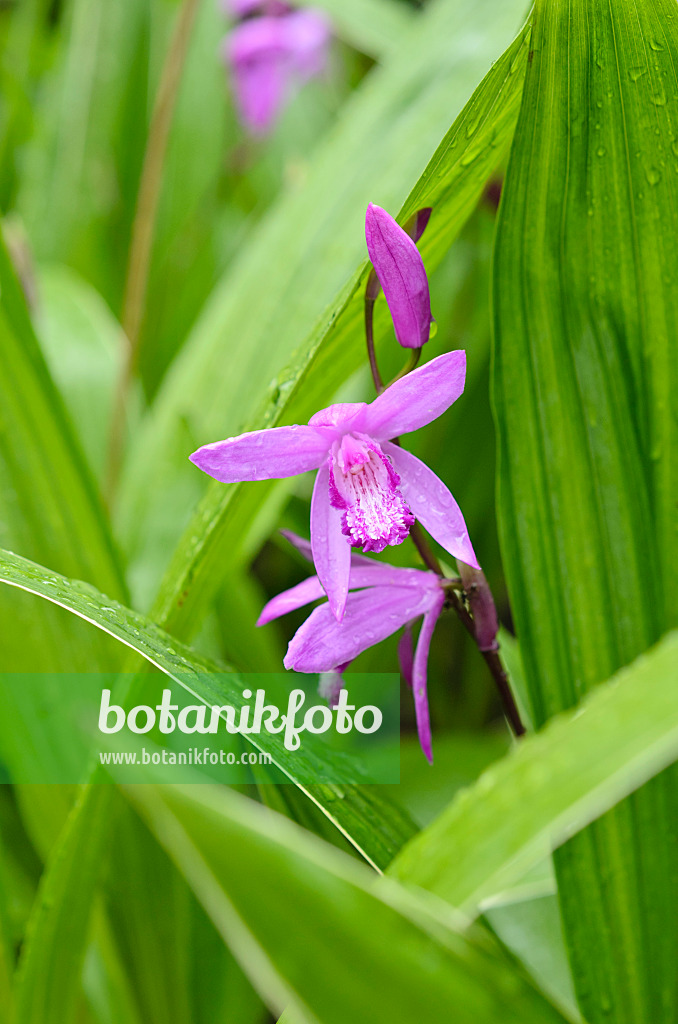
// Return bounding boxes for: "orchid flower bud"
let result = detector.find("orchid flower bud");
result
[365,202,434,349]
[403,207,432,244]
[457,562,499,652]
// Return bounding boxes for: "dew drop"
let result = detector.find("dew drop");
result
[646,166,662,185]
[597,146,606,157]
[629,66,646,82]
[650,39,664,51]
[465,116,481,138]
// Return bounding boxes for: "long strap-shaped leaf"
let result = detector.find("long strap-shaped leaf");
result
[123,783,577,1024]
[0,547,413,870]
[492,0,678,1019]
[389,633,678,908]
[0,232,127,673]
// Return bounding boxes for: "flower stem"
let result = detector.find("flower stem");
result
[365,268,384,394]
[362,249,524,737]
[409,521,443,575]
[443,584,526,737]
[387,347,421,387]
[483,648,526,737]
[105,0,201,503]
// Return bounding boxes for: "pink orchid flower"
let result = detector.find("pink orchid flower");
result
[257,532,446,762]
[224,8,331,135]
[190,350,478,622]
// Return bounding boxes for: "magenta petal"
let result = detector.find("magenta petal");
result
[348,565,438,590]
[280,530,315,563]
[311,463,351,621]
[405,207,432,244]
[189,425,327,483]
[257,575,325,625]
[280,529,405,571]
[308,402,367,439]
[284,585,435,672]
[364,351,467,441]
[412,591,444,764]
[225,18,292,135]
[383,442,479,570]
[232,58,287,135]
[283,9,331,79]
[257,564,432,626]
[318,661,349,707]
[365,203,433,349]
[398,624,414,689]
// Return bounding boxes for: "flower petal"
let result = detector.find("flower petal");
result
[257,563,432,627]
[284,584,435,672]
[189,425,327,483]
[279,531,436,582]
[257,575,325,625]
[344,566,435,592]
[225,18,292,136]
[364,351,466,441]
[280,530,315,562]
[318,661,350,707]
[365,203,433,349]
[311,462,351,621]
[412,591,444,763]
[308,402,367,440]
[404,207,432,244]
[283,9,331,79]
[383,442,479,569]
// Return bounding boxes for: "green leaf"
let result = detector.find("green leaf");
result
[124,783,577,1024]
[118,0,530,609]
[485,896,577,1019]
[102,804,265,1024]
[390,633,678,910]
[134,17,532,635]
[492,0,678,1018]
[35,264,128,482]
[0,545,415,870]
[17,0,151,306]
[13,785,123,1024]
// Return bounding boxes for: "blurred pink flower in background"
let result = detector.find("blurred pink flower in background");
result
[223,6,332,135]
